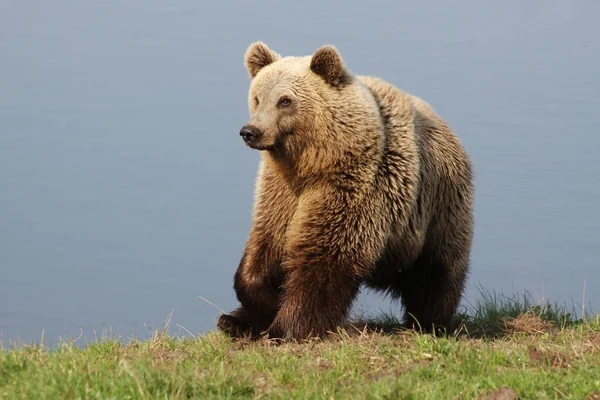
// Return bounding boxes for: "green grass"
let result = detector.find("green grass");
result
[2,291,600,399]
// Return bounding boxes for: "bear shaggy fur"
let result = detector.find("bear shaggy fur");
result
[217,42,474,340]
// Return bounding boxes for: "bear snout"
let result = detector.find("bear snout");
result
[239,125,263,147]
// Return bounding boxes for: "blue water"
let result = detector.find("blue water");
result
[1,0,599,344]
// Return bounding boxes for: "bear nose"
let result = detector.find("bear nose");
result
[239,125,261,144]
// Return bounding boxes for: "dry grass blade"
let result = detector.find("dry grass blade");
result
[504,314,554,335]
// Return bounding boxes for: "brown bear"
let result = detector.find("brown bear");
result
[217,42,474,340]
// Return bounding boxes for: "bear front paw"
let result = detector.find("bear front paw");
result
[265,325,284,340]
[217,314,256,339]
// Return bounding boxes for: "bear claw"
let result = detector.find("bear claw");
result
[217,314,256,338]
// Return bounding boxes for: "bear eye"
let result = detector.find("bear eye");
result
[254,96,259,106]
[277,97,292,108]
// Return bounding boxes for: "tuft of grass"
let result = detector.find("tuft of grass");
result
[1,290,600,399]
[453,284,589,338]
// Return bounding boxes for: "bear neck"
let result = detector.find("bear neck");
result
[264,132,382,194]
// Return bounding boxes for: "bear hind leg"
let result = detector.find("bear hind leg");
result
[395,248,469,335]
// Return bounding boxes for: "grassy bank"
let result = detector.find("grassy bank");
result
[1,292,599,399]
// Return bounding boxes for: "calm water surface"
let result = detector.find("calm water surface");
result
[1,1,599,343]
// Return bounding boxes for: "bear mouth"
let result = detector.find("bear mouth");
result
[249,133,290,152]
[246,142,276,151]
[245,129,292,152]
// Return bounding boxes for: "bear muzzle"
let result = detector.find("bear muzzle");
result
[239,125,264,148]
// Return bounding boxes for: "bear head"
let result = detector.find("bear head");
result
[239,42,356,156]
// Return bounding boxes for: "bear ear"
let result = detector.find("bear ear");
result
[244,41,281,79]
[310,45,347,86]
